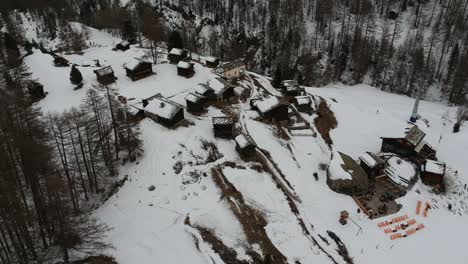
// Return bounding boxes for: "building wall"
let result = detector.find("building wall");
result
[223,66,246,79]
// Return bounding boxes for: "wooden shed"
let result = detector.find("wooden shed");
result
[293,96,313,114]
[194,83,215,99]
[359,152,385,178]
[235,134,257,157]
[177,61,195,78]
[212,116,234,138]
[185,93,205,113]
[205,56,220,68]
[251,96,289,122]
[143,94,184,127]
[420,160,445,187]
[281,80,301,96]
[168,48,189,64]
[124,59,153,81]
[94,66,116,85]
[115,40,130,51]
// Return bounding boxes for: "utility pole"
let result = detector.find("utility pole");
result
[410,97,420,123]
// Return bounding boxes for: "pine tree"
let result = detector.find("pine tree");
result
[70,65,83,87]
[122,19,137,42]
[272,67,282,88]
[168,30,184,51]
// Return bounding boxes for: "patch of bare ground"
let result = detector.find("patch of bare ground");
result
[314,98,337,146]
[327,231,354,264]
[175,119,195,128]
[211,167,288,264]
[257,151,340,264]
[186,215,250,264]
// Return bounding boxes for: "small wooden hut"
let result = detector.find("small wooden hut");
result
[251,96,289,122]
[143,94,184,127]
[94,66,116,85]
[359,152,385,178]
[205,56,220,68]
[281,80,301,96]
[235,134,257,157]
[177,61,195,78]
[212,116,234,138]
[420,160,446,186]
[185,93,205,113]
[293,96,313,114]
[124,59,153,81]
[168,48,189,64]
[115,40,130,51]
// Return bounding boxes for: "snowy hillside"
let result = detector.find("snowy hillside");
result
[19,23,468,264]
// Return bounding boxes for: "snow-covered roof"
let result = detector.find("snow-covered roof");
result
[385,157,416,188]
[295,96,311,105]
[94,66,114,76]
[118,40,129,46]
[205,56,218,63]
[185,93,203,103]
[212,116,233,125]
[404,126,426,146]
[194,83,214,95]
[214,59,245,73]
[423,160,446,175]
[235,134,255,149]
[252,97,281,113]
[359,152,383,168]
[177,61,192,69]
[208,78,233,95]
[145,95,184,120]
[169,48,184,55]
[124,59,148,71]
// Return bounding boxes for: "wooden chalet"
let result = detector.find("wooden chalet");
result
[94,66,116,85]
[420,160,446,187]
[185,93,205,113]
[214,59,246,80]
[281,80,301,96]
[177,61,195,78]
[250,96,289,122]
[27,81,45,100]
[124,59,153,81]
[235,134,257,157]
[380,126,436,162]
[205,56,219,68]
[115,40,130,51]
[212,116,234,138]
[142,94,184,127]
[207,78,235,102]
[359,152,384,178]
[293,96,313,114]
[168,48,189,64]
[53,56,69,67]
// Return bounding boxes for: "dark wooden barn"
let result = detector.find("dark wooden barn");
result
[94,66,116,85]
[124,59,153,81]
[212,116,234,138]
[143,94,184,127]
[251,97,289,122]
[185,93,205,113]
[420,160,445,187]
[235,134,257,158]
[205,56,220,68]
[27,81,45,100]
[115,40,130,51]
[177,61,195,78]
[359,152,385,178]
[380,126,435,161]
[281,80,301,96]
[168,48,189,64]
[293,96,313,114]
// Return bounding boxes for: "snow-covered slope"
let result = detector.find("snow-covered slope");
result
[24,25,468,264]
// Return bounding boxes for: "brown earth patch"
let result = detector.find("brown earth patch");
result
[314,98,337,146]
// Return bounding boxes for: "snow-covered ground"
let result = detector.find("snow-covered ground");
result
[24,25,468,264]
